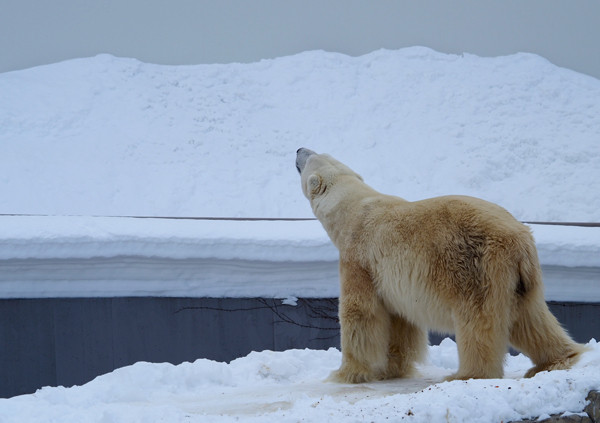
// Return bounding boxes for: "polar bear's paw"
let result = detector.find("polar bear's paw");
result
[327,364,383,384]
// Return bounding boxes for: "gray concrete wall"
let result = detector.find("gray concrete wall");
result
[1,0,599,79]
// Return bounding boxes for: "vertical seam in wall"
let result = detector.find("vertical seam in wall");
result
[51,299,59,387]
[272,298,278,351]
[110,297,116,371]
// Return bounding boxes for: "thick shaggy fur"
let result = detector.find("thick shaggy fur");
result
[296,148,585,382]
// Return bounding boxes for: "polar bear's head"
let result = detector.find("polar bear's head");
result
[295,148,363,201]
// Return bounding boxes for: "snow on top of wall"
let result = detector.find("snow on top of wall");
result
[0,216,596,266]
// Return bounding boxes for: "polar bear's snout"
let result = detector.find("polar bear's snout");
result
[295,148,316,174]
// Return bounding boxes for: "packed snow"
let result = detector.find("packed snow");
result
[1,47,599,221]
[0,216,598,300]
[1,47,600,420]
[0,216,598,266]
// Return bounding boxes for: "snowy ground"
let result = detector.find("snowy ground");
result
[1,339,599,422]
[0,47,599,420]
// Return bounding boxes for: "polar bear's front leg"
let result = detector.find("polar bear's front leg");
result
[328,260,390,383]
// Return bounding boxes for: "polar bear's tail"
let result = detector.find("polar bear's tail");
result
[509,243,586,377]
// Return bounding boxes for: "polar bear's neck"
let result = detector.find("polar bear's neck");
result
[311,180,380,249]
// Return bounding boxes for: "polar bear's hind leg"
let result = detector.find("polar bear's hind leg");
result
[386,314,428,379]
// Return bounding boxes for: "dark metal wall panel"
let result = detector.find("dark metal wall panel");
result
[119,298,276,364]
[52,298,114,388]
[0,297,341,398]
[547,302,600,344]
[0,297,598,399]
[272,299,340,351]
[0,299,57,397]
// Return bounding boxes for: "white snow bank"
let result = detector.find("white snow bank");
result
[0,216,598,266]
[1,48,599,222]
[531,224,600,268]
[0,216,334,261]
[1,338,598,422]
[0,216,598,300]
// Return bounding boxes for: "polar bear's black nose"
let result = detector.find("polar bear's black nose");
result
[296,148,316,174]
[297,147,315,155]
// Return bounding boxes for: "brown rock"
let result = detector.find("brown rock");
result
[584,390,600,423]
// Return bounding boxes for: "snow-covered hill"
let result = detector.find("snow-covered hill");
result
[1,47,599,221]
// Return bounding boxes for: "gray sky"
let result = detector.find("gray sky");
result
[1,0,599,79]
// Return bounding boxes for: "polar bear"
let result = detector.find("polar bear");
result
[295,147,585,382]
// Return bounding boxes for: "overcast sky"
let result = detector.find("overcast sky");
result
[1,0,599,78]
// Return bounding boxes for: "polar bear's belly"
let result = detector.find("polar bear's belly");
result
[375,262,455,332]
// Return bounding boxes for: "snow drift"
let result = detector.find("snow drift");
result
[1,47,599,221]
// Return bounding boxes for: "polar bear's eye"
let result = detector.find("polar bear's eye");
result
[296,164,301,174]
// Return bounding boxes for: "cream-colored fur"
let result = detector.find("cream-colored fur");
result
[295,148,585,382]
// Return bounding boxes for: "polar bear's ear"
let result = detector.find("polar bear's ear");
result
[308,174,324,195]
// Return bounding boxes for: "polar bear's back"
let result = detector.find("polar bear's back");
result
[367,194,533,249]
[367,194,539,330]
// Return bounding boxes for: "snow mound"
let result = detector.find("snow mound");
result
[1,47,599,221]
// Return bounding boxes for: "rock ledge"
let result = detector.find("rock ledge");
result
[513,391,600,423]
